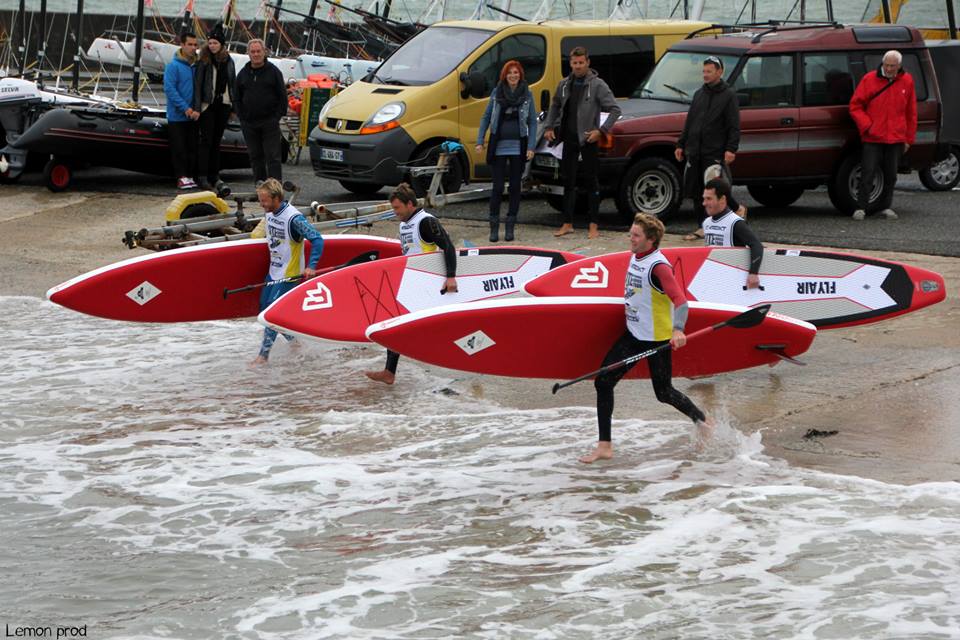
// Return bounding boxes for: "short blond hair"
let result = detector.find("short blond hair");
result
[256,177,284,200]
[632,212,665,248]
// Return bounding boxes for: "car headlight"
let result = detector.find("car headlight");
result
[318,96,336,125]
[367,102,405,126]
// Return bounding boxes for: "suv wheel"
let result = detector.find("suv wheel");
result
[919,146,960,191]
[545,193,587,214]
[615,158,681,221]
[828,154,883,214]
[746,185,804,208]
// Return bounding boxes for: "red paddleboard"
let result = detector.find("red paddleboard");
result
[259,246,584,343]
[46,235,402,322]
[522,247,946,329]
[366,298,817,379]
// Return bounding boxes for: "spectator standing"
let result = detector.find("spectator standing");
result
[193,24,236,191]
[475,60,539,243]
[543,46,621,239]
[849,49,917,220]
[164,31,200,190]
[235,38,288,184]
[675,56,746,241]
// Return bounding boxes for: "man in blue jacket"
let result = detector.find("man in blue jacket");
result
[163,31,200,190]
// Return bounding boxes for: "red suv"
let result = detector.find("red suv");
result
[530,23,943,220]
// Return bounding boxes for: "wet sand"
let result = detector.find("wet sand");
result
[2,184,957,484]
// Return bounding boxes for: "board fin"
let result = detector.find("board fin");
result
[756,343,806,366]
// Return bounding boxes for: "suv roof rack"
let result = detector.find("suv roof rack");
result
[684,20,843,44]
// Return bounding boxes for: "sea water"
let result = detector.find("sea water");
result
[2,295,959,639]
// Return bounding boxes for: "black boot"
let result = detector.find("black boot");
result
[489,218,499,242]
[504,217,516,242]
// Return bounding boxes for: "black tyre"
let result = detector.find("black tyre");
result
[746,184,805,208]
[339,180,384,196]
[545,193,587,214]
[615,157,682,221]
[179,203,220,219]
[828,153,882,214]
[43,157,73,192]
[410,145,463,197]
[919,146,960,191]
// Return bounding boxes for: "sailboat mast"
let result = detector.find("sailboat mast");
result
[132,0,146,104]
[36,0,47,87]
[269,0,283,52]
[17,0,26,76]
[71,0,85,92]
[302,0,320,50]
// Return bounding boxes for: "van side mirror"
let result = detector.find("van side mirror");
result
[540,89,550,113]
[459,71,487,100]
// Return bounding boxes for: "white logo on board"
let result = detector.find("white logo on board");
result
[126,281,161,306]
[455,330,495,356]
[570,261,609,288]
[302,282,333,311]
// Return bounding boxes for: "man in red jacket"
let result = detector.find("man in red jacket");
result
[849,50,917,220]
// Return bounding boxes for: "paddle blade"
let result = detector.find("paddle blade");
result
[725,304,771,329]
[347,250,380,266]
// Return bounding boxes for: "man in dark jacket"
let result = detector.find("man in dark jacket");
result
[234,38,287,183]
[543,46,621,239]
[675,56,745,239]
[849,50,916,220]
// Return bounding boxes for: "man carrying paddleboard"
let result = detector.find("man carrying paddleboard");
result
[582,213,712,464]
[365,183,459,385]
[701,178,764,290]
[250,178,324,365]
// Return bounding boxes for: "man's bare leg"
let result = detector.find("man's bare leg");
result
[365,369,395,385]
[579,440,613,464]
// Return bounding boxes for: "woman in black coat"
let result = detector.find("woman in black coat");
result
[193,24,236,190]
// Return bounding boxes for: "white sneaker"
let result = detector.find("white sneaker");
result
[852,209,866,221]
[879,208,898,220]
[177,176,197,190]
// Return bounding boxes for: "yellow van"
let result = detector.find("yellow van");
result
[308,19,710,195]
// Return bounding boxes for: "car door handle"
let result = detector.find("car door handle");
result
[780,117,795,125]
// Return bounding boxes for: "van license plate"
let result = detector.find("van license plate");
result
[321,148,344,162]
[536,154,559,168]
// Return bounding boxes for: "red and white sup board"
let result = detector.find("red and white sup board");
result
[366,298,817,379]
[259,246,584,343]
[46,235,402,322]
[522,247,946,329]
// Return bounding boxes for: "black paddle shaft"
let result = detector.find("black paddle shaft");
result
[221,250,380,298]
[551,304,771,394]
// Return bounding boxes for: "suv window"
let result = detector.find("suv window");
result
[863,52,928,100]
[732,55,796,107]
[803,53,854,106]
[467,34,546,98]
[560,35,656,97]
[635,50,740,101]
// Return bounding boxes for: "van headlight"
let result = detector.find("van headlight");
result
[318,97,336,126]
[360,101,405,134]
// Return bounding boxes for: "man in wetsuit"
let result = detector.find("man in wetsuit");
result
[701,178,764,290]
[365,183,459,385]
[250,178,324,365]
[581,213,712,464]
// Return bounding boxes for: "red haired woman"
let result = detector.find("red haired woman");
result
[475,60,539,242]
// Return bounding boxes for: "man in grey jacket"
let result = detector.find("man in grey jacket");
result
[544,47,621,239]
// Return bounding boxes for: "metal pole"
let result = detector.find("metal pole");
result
[36,0,48,87]
[131,0,145,104]
[71,0,84,92]
[269,0,283,52]
[825,0,834,23]
[800,0,806,22]
[302,0,320,49]
[947,0,958,39]
[17,0,27,76]
[880,0,892,23]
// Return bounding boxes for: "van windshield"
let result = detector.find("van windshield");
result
[635,51,740,102]
[370,26,495,86]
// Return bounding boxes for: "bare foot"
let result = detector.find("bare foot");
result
[553,223,574,237]
[289,339,302,353]
[249,355,268,367]
[588,223,600,239]
[365,369,395,385]
[578,441,613,464]
[694,417,715,450]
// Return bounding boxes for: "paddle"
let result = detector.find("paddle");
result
[222,250,380,298]
[550,304,772,394]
